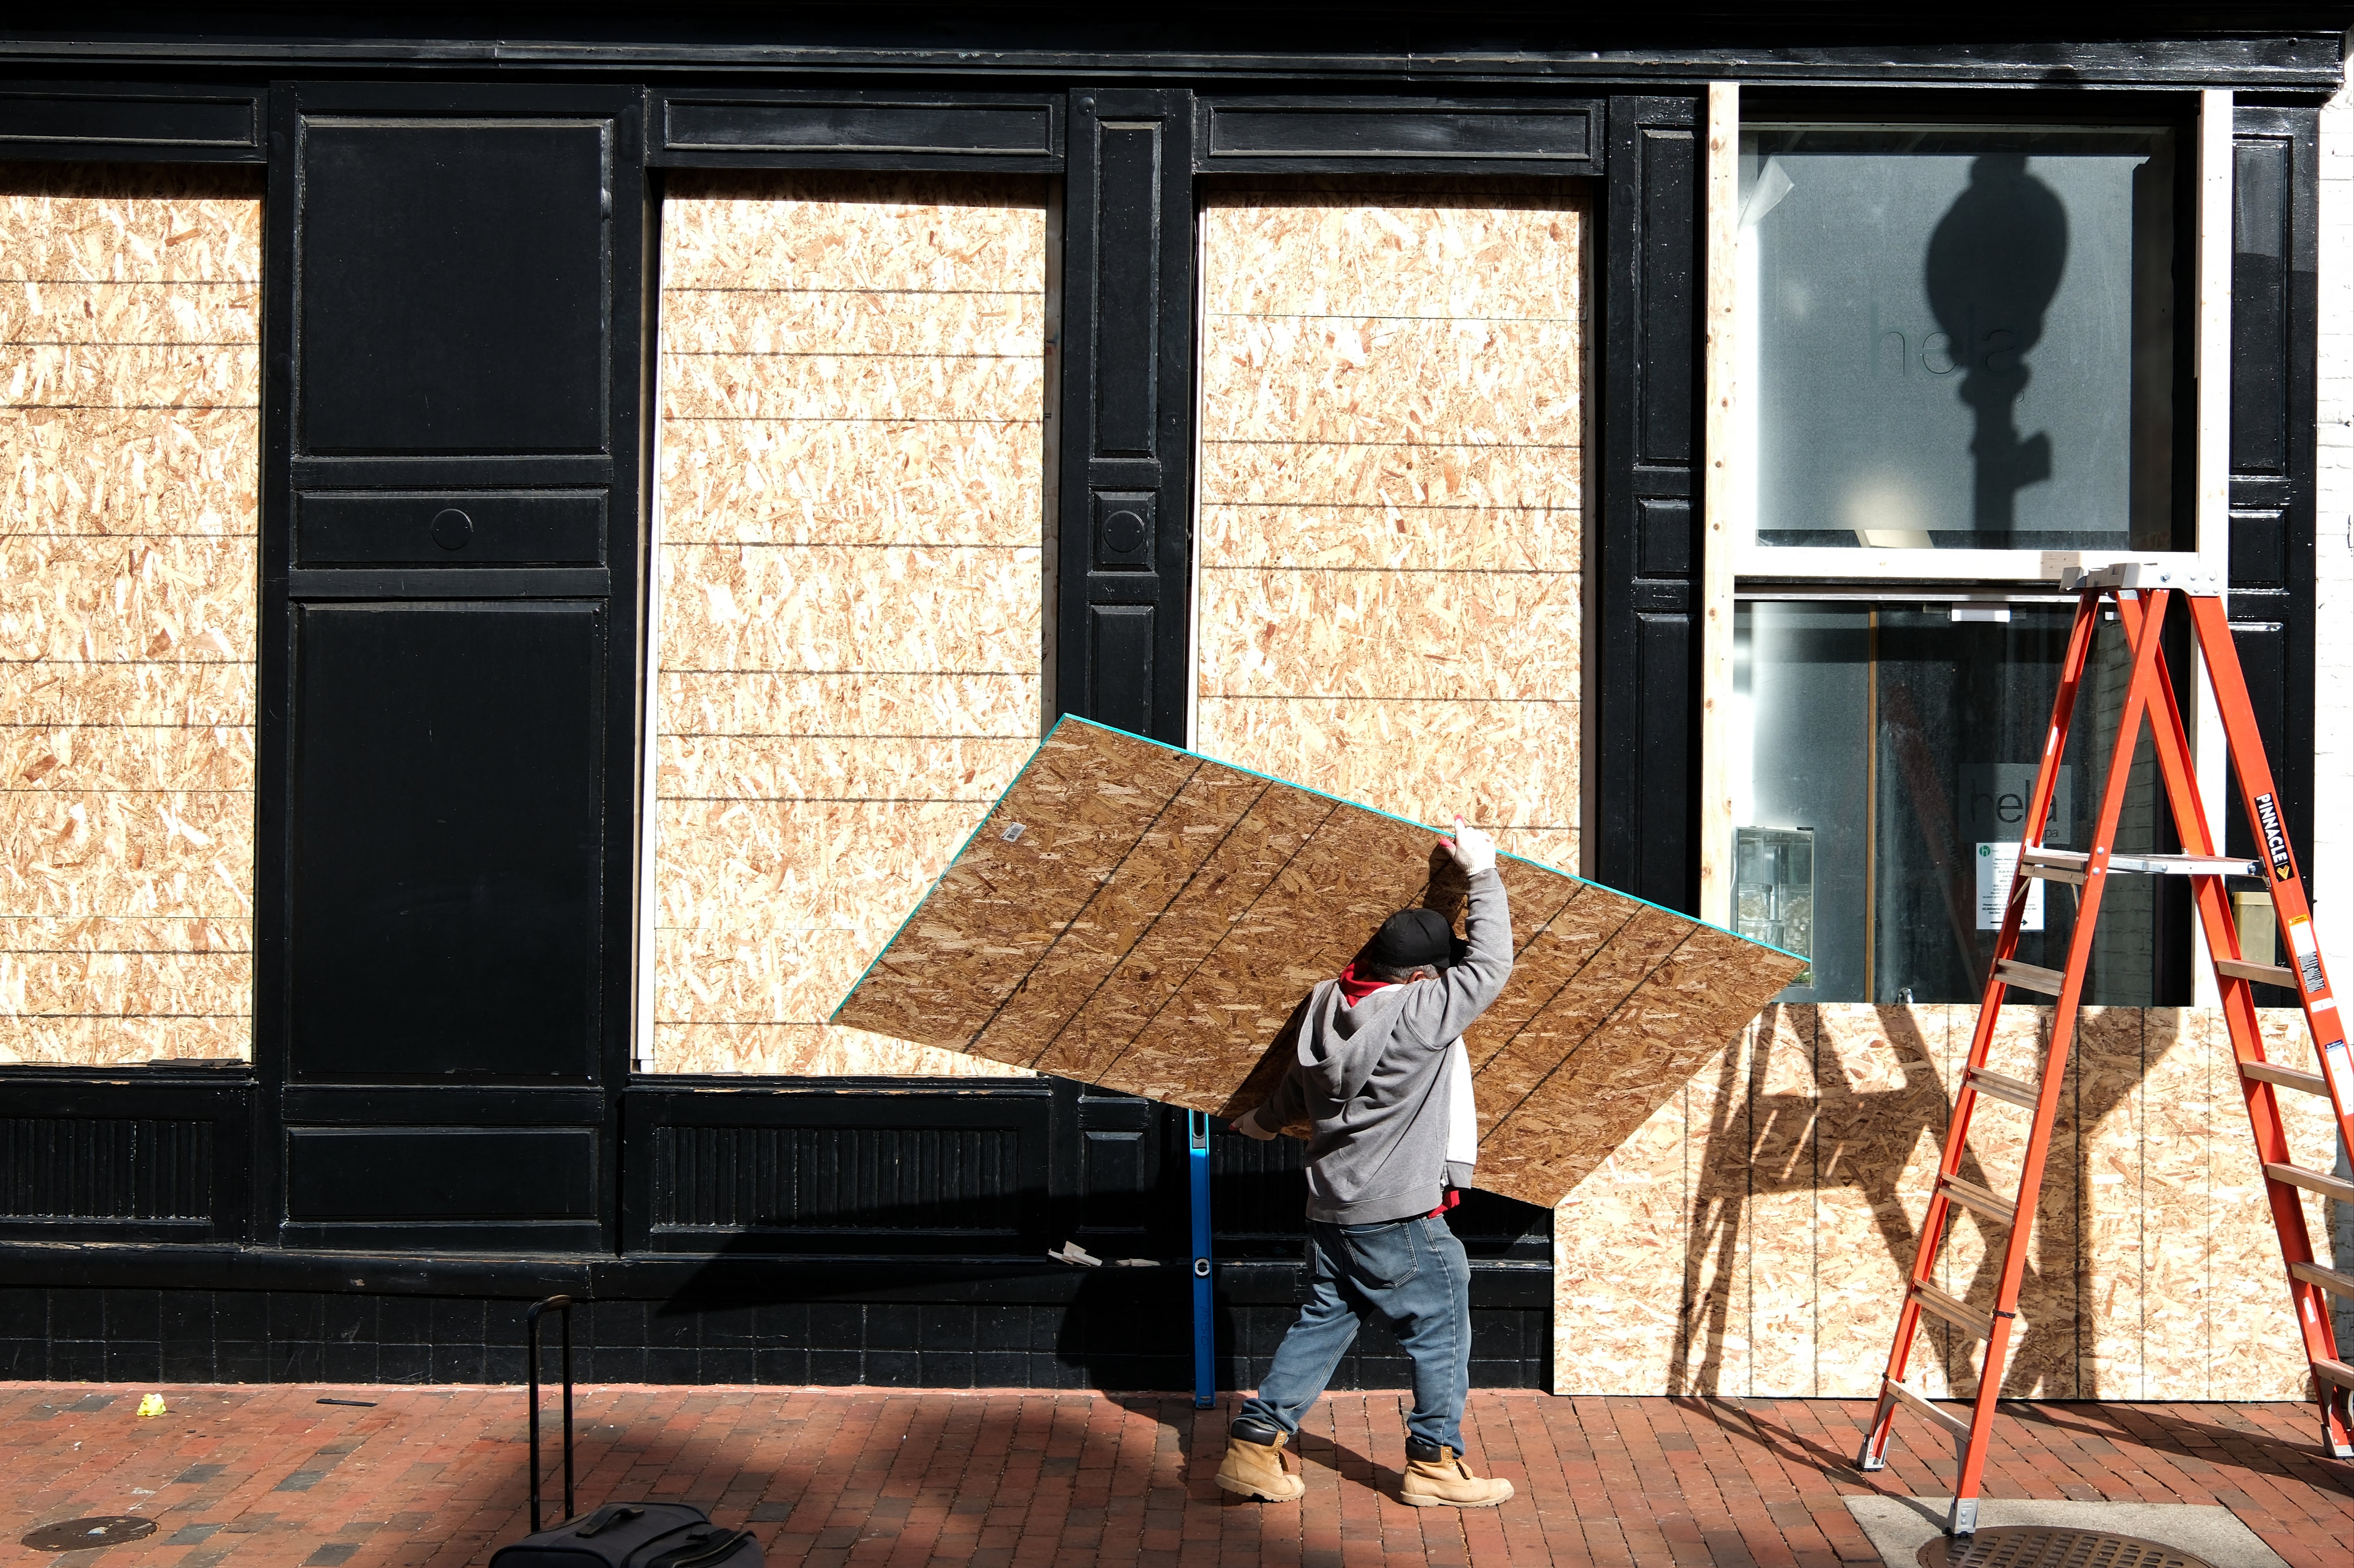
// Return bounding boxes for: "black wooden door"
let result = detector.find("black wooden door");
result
[257,84,644,1252]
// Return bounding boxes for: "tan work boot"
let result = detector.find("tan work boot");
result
[1399,1444,1514,1508]
[1214,1428,1305,1501]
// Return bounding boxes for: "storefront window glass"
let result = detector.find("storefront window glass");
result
[1733,601,2180,1005]
[1738,124,2179,553]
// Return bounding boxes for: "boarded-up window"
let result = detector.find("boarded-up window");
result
[0,166,261,1066]
[1194,184,1585,868]
[649,174,1046,1076]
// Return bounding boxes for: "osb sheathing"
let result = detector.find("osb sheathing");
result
[1194,187,1584,863]
[1552,1003,2349,1401]
[649,173,1047,1077]
[835,719,1804,1209]
[0,165,260,1067]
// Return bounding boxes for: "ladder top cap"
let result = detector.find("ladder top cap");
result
[2057,560,2220,595]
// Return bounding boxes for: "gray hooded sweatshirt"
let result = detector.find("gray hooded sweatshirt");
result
[1257,869,1513,1223]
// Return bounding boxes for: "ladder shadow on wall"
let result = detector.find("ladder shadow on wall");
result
[1668,1003,2152,1402]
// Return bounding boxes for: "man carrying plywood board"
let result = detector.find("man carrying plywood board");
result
[834,718,1804,1213]
[834,717,1804,1481]
[1215,817,1516,1509]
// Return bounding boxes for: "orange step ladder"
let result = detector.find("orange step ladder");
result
[1854,561,2354,1534]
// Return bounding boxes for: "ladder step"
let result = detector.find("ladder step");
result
[2215,958,2299,989]
[2264,1162,2354,1205]
[1910,1280,1994,1340]
[2021,861,2086,886]
[1995,959,2067,997]
[2019,847,2259,876]
[2291,1260,2354,1302]
[2313,1358,2354,1394]
[1965,1066,2040,1110]
[1882,1376,1973,1444]
[2111,852,2261,876]
[1939,1174,2019,1228]
[2240,1058,2330,1097]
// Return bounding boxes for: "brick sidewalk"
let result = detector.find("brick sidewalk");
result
[1,1385,2347,1568]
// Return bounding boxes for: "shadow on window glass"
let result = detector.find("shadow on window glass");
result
[1740,124,2182,552]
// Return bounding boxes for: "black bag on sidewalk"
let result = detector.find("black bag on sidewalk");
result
[489,1297,762,1568]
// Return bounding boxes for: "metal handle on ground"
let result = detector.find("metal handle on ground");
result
[527,1294,575,1532]
[1188,1112,1214,1410]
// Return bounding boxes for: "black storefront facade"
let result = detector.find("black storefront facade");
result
[0,6,2335,1390]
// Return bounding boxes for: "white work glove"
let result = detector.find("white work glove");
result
[1447,816,1497,876]
[1232,1107,1279,1141]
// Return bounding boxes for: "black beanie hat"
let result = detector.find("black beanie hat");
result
[1369,907,1463,971]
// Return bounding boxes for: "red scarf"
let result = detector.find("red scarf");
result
[1333,963,1462,1219]
[1336,961,1394,1007]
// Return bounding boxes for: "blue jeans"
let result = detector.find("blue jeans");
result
[1239,1215,1473,1454]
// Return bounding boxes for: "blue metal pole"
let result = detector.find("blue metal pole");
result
[1188,1110,1214,1409]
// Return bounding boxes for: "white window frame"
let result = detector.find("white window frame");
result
[1699,85,2236,1007]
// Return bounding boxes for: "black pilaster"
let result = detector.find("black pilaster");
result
[1595,94,1704,912]
[1056,88,1197,745]
[2225,105,2317,915]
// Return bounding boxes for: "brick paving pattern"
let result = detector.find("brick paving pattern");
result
[0,1385,2347,1568]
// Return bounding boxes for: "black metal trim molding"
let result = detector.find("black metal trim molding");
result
[0,80,263,161]
[1055,87,1198,742]
[647,88,1064,169]
[1194,95,1604,175]
[0,16,2343,90]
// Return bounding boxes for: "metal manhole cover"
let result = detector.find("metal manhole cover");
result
[20,1517,158,1552]
[1919,1527,2216,1568]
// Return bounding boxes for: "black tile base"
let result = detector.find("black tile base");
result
[0,1283,1551,1390]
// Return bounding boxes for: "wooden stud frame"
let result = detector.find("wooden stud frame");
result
[1697,86,2251,962]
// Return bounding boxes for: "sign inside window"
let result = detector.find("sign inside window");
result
[1960,762,2071,844]
[1976,841,2044,931]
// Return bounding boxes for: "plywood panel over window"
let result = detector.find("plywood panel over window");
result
[0,165,261,1067]
[651,173,1046,1076]
[1195,183,1585,869]
[1551,1004,2344,1400]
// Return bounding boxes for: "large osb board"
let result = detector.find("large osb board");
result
[649,172,1048,1077]
[0,164,261,1067]
[1194,183,1584,874]
[1552,1003,2347,1402]
[835,718,1804,1209]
